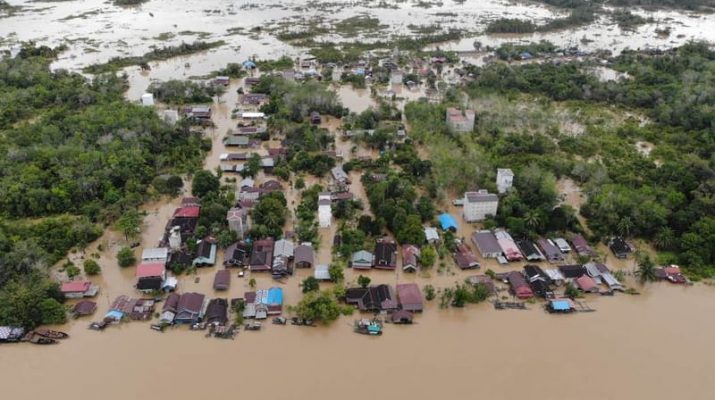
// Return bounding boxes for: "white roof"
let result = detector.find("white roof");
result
[584,262,602,278]
[142,247,168,261]
[544,269,565,282]
[497,168,514,176]
[314,265,331,280]
[601,272,623,290]
[274,239,295,258]
[219,153,229,161]
[241,112,265,119]
[424,227,439,241]
[162,276,178,290]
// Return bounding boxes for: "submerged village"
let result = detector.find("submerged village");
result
[1,43,701,345]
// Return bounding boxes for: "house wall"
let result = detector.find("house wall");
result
[463,200,498,222]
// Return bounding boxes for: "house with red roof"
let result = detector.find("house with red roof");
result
[507,271,533,299]
[135,262,166,292]
[575,275,599,293]
[60,280,99,299]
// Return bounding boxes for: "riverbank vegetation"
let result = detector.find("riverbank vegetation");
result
[83,41,225,74]
[0,46,207,328]
[149,79,224,104]
[406,41,715,277]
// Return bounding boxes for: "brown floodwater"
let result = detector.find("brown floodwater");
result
[4,2,715,398]
[3,281,714,400]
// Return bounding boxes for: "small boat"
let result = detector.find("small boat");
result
[272,317,287,325]
[24,332,58,345]
[290,317,315,326]
[88,321,108,331]
[244,321,262,331]
[150,323,168,332]
[34,329,69,339]
[190,322,207,331]
[354,319,382,336]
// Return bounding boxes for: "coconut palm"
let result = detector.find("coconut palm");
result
[654,227,675,250]
[636,253,657,283]
[524,211,542,231]
[616,217,633,238]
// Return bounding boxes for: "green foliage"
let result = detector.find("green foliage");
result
[64,263,80,279]
[83,259,101,275]
[301,276,320,293]
[357,275,371,289]
[420,245,437,268]
[253,75,347,120]
[292,289,344,324]
[0,277,64,328]
[249,192,288,239]
[564,282,580,298]
[249,278,256,288]
[83,41,226,74]
[424,284,436,301]
[485,18,536,34]
[255,56,295,71]
[191,170,220,198]
[38,298,66,325]
[116,209,142,240]
[636,252,658,283]
[149,79,224,104]
[117,246,136,268]
[328,264,344,283]
[441,283,491,308]
[495,41,558,61]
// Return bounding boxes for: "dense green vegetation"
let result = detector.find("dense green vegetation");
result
[408,42,715,277]
[485,18,537,34]
[0,47,207,328]
[83,41,225,74]
[149,79,224,104]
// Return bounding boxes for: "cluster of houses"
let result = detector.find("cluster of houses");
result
[345,282,423,321]
[496,261,625,300]
[159,293,230,327]
[223,235,316,281]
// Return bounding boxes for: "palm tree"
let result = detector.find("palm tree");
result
[524,211,542,231]
[636,253,657,283]
[654,227,675,250]
[617,217,633,238]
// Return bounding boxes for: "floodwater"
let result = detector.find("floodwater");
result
[3,281,715,400]
[4,2,715,399]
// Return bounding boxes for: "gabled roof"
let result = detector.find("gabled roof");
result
[61,280,91,293]
[472,231,502,256]
[374,240,397,268]
[213,270,231,290]
[135,263,165,278]
[396,283,423,311]
[294,244,314,265]
[575,275,598,292]
[173,206,200,218]
[178,292,205,313]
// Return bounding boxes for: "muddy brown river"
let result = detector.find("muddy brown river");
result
[1,283,714,400]
[3,1,715,399]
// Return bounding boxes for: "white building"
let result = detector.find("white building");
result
[318,192,332,228]
[163,110,179,125]
[226,207,250,239]
[141,247,168,263]
[168,226,182,251]
[141,93,154,106]
[497,168,514,194]
[463,190,499,222]
[390,70,403,85]
[446,107,475,133]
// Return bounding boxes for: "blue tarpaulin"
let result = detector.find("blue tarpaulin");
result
[550,300,571,311]
[438,213,458,231]
[266,287,283,305]
[242,60,257,69]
